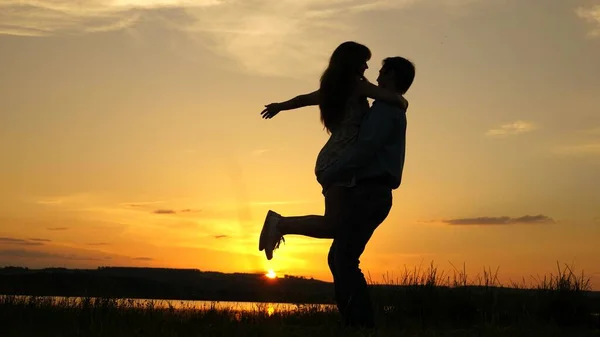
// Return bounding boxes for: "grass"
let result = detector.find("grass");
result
[367,262,599,328]
[1,262,599,337]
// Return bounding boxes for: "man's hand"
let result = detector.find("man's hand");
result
[261,103,283,119]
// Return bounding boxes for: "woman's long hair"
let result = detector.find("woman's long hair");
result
[319,41,371,133]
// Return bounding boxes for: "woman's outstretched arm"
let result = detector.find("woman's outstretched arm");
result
[356,80,408,110]
[261,90,319,119]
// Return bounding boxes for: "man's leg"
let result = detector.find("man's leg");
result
[323,187,354,319]
[332,184,392,328]
[327,241,347,318]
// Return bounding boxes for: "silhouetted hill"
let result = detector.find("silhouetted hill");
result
[0,266,334,304]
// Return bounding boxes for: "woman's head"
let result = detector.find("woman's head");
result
[326,41,371,78]
[319,41,371,133]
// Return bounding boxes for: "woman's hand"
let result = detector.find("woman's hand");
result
[357,80,408,110]
[261,103,283,119]
[260,91,319,119]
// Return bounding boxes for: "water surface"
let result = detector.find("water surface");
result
[3,295,335,315]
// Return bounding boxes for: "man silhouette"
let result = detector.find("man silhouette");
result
[260,56,416,328]
[317,57,415,328]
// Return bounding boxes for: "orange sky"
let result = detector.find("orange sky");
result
[1,0,599,289]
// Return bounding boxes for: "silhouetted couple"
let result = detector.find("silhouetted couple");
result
[258,41,415,329]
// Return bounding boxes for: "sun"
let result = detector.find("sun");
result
[265,269,277,279]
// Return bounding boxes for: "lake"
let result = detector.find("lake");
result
[1,295,336,315]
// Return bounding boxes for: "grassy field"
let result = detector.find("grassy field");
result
[1,263,599,337]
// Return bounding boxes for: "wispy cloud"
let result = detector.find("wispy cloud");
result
[442,214,555,225]
[152,208,202,215]
[0,237,45,246]
[153,209,177,215]
[46,227,69,231]
[415,219,437,224]
[87,242,109,246]
[214,234,229,239]
[0,248,105,261]
[0,0,220,37]
[180,209,202,213]
[554,143,600,157]
[251,149,272,156]
[576,4,600,37]
[133,256,154,261]
[29,238,52,242]
[36,199,64,205]
[123,200,170,208]
[0,0,478,76]
[485,120,538,137]
[177,0,414,76]
[33,193,100,209]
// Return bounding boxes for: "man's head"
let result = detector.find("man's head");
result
[376,57,415,94]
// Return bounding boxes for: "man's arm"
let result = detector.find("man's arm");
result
[318,101,400,184]
[261,90,319,119]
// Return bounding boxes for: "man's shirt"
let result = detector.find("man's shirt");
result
[318,100,407,190]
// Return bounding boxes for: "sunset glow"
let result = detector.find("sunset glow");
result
[266,270,277,279]
[0,0,599,290]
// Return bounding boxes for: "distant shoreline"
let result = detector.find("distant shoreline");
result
[1,266,599,304]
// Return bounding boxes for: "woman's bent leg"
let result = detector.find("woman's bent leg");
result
[277,215,335,239]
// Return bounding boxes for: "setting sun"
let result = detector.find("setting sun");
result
[266,269,277,279]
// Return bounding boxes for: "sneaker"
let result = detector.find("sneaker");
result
[259,210,279,251]
[266,226,285,261]
[259,210,284,260]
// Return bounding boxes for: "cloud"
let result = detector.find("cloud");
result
[0,0,477,77]
[214,234,229,239]
[0,0,221,37]
[554,143,600,157]
[153,209,177,214]
[124,200,169,208]
[251,149,272,156]
[28,238,52,242]
[0,237,44,246]
[133,256,154,261]
[46,227,69,231]
[485,120,538,137]
[0,248,105,261]
[443,214,555,225]
[35,199,64,205]
[33,193,96,206]
[152,208,202,214]
[180,209,202,213]
[576,4,600,37]
[87,242,109,246]
[178,0,403,77]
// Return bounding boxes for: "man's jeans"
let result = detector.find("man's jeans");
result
[324,183,393,328]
